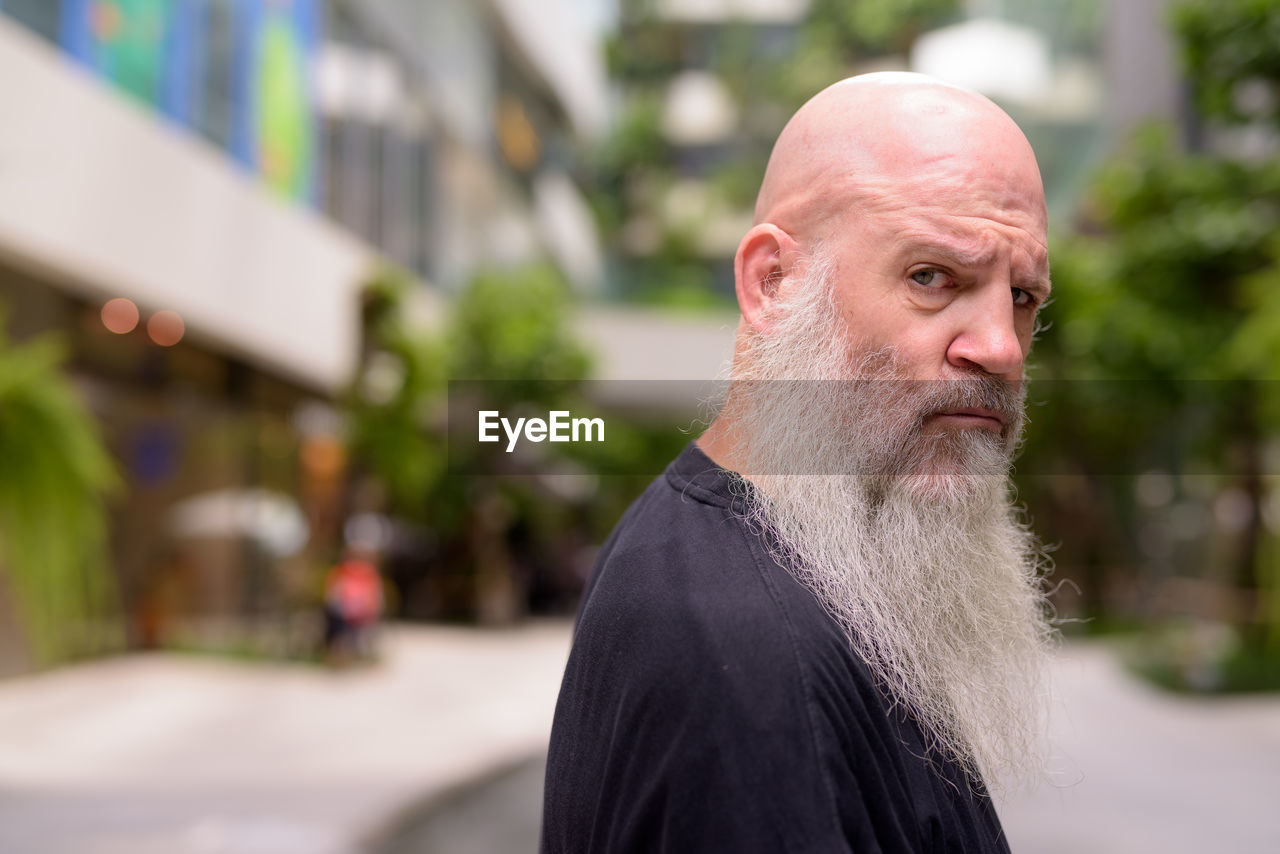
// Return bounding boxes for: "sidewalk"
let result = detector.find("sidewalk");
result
[999,641,1280,853]
[0,620,573,854]
[4,628,1276,853]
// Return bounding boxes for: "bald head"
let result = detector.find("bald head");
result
[754,72,1046,245]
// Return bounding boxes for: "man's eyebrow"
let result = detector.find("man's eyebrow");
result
[895,238,998,269]
[1022,273,1053,298]
[896,240,1052,294]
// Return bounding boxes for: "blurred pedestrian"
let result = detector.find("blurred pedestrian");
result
[322,546,383,665]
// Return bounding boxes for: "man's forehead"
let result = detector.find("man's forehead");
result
[813,167,1049,258]
[862,174,1046,240]
[756,74,1047,243]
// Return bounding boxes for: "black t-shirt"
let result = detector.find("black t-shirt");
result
[542,443,1011,853]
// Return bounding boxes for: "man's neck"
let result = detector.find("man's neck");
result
[696,417,741,477]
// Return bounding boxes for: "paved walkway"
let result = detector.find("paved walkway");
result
[1,626,1276,853]
[0,620,573,854]
[999,641,1280,853]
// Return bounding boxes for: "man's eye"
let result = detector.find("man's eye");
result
[1012,287,1035,307]
[910,269,949,288]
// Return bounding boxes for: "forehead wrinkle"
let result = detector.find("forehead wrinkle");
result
[890,230,1002,269]
[819,166,1048,245]
[888,226,1051,294]
[879,175,1049,240]
[879,212,1049,261]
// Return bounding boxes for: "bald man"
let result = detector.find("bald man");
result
[543,73,1055,853]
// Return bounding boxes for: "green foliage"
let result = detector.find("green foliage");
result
[450,264,591,384]
[1125,620,1280,693]
[1033,0,1280,419]
[590,0,961,306]
[606,7,685,84]
[804,0,959,58]
[631,273,734,310]
[1227,255,1280,378]
[588,93,667,241]
[1055,127,1280,380]
[1038,3,1280,390]
[0,315,119,664]
[345,270,447,520]
[1031,135,1280,614]
[346,263,737,621]
[1170,0,1280,385]
[346,264,592,536]
[1175,0,1280,126]
[1017,0,1280,668]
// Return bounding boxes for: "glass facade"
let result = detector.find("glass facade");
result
[0,0,61,42]
[0,0,437,280]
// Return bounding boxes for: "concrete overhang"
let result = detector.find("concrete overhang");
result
[0,17,374,394]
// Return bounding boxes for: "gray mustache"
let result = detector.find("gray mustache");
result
[910,376,1026,428]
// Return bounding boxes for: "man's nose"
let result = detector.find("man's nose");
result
[944,288,1026,378]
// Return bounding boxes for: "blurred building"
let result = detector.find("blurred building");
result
[597,0,811,304]
[0,0,613,653]
[0,0,1189,657]
[600,0,1194,294]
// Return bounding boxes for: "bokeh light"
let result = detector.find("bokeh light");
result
[147,310,185,346]
[100,297,139,334]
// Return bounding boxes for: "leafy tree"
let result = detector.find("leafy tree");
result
[346,270,448,524]
[1025,0,1280,668]
[447,264,593,621]
[345,264,592,623]
[1175,0,1280,128]
[450,264,592,389]
[803,0,960,60]
[0,313,120,664]
[589,0,961,307]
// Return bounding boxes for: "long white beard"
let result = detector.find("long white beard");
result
[720,255,1055,789]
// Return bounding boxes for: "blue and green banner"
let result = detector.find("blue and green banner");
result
[58,0,321,205]
[60,0,181,110]
[231,0,320,203]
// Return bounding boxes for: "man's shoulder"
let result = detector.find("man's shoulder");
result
[578,454,798,657]
[544,452,935,853]
[567,447,864,708]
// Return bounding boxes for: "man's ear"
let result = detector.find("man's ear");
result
[735,223,800,334]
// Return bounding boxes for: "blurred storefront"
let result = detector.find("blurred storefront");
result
[0,0,611,658]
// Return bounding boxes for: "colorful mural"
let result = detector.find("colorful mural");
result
[241,0,319,202]
[57,0,320,205]
[61,0,176,107]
